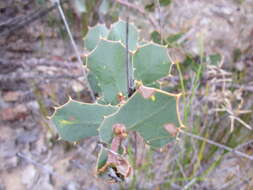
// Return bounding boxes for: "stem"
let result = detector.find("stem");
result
[155,0,162,43]
[0,1,68,37]
[54,0,96,101]
[125,16,130,96]
[179,129,253,161]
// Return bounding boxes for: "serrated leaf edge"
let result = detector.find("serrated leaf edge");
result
[98,87,184,142]
[84,38,126,58]
[132,41,169,55]
[47,96,117,120]
[83,23,109,51]
[108,18,140,53]
[83,23,108,39]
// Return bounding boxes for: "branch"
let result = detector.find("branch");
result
[0,0,67,37]
[53,0,96,102]
[16,152,66,181]
[179,129,253,161]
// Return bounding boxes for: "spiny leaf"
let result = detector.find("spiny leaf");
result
[84,24,109,51]
[108,20,139,51]
[99,86,182,148]
[51,99,118,142]
[133,43,171,85]
[86,39,128,105]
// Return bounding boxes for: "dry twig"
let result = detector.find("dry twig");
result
[179,129,253,161]
[52,0,96,101]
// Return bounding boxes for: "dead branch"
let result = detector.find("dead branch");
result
[179,129,253,161]
[0,2,66,37]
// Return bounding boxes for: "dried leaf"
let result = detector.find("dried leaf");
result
[137,85,156,99]
[117,93,126,104]
[97,123,131,183]
[112,123,127,138]
[164,123,178,137]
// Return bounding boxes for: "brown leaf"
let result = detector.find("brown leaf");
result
[97,123,131,183]
[164,123,178,137]
[117,93,126,104]
[114,157,131,178]
[108,136,121,162]
[112,123,127,138]
[98,157,131,183]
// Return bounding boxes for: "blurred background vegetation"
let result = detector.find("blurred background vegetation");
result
[0,0,253,189]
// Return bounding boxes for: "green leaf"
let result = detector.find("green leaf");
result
[208,53,221,66]
[146,81,161,89]
[151,31,162,44]
[36,0,46,5]
[159,0,171,6]
[145,0,171,11]
[145,2,155,12]
[133,43,171,85]
[108,20,139,51]
[181,55,199,73]
[166,32,184,44]
[233,48,242,62]
[97,149,108,170]
[84,24,109,51]
[87,71,102,96]
[99,86,182,148]
[51,99,118,142]
[86,39,128,105]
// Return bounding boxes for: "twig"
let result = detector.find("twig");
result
[0,1,67,37]
[125,16,134,96]
[235,140,253,150]
[230,115,252,130]
[125,16,130,96]
[52,0,95,102]
[179,129,253,161]
[113,0,159,31]
[215,83,253,92]
[0,72,83,81]
[155,0,163,42]
[16,152,66,181]
[94,0,105,23]
[97,142,125,160]
[183,178,197,190]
